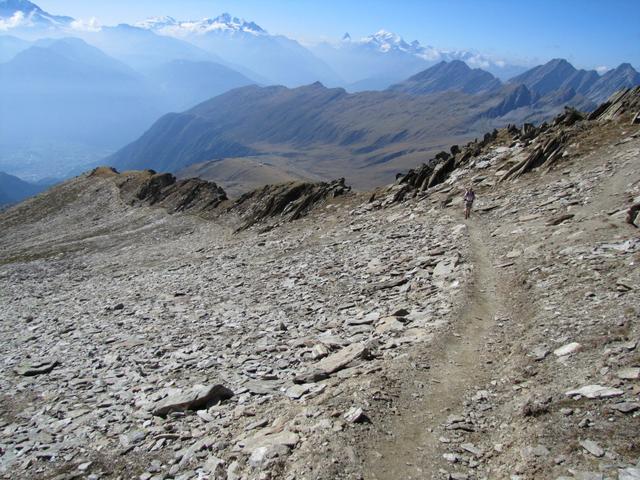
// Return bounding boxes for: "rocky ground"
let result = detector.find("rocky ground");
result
[1,91,639,480]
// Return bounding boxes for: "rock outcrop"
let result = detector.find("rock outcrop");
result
[588,86,640,122]
[86,168,353,231]
[111,169,229,214]
[386,86,640,204]
[231,178,351,231]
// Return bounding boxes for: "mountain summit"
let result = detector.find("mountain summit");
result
[136,13,266,37]
[388,60,502,95]
[510,58,640,103]
[0,0,73,27]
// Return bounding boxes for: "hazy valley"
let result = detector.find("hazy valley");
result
[1,1,640,198]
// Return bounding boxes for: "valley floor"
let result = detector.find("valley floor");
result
[0,122,639,480]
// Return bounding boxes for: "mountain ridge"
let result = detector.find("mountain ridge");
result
[0,170,49,206]
[388,60,502,95]
[104,58,640,193]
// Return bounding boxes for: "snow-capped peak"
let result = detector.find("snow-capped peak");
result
[0,0,73,29]
[135,15,178,30]
[356,29,510,69]
[136,12,266,37]
[360,29,430,55]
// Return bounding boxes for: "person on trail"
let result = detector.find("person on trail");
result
[463,187,476,219]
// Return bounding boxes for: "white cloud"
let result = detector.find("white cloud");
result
[595,65,611,74]
[70,17,102,32]
[0,11,27,31]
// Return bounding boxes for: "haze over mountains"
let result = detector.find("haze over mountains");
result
[1,0,639,195]
[0,170,49,206]
[108,58,640,190]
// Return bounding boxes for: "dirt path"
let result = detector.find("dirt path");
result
[363,219,500,479]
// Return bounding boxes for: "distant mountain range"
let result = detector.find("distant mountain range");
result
[1,0,639,191]
[107,57,640,192]
[106,81,501,190]
[0,0,527,89]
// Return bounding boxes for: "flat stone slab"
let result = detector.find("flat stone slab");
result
[432,255,459,279]
[375,317,405,334]
[611,402,640,413]
[152,384,234,417]
[616,367,640,380]
[580,439,604,457]
[619,467,640,480]
[15,359,59,376]
[554,342,581,357]
[313,342,369,375]
[346,312,379,325]
[240,429,299,454]
[565,384,624,399]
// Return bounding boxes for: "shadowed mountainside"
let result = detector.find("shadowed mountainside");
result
[106,60,640,193]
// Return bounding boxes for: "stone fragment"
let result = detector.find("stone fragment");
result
[293,370,329,384]
[572,472,603,480]
[616,368,640,380]
[531,346,549,361]
[311,344,330,360]
[521,444,550,459]
[450,473,469,480]
[611,402,640,413]
[285,384,309,400]
[546,214,574,226]
[553,342,581,357]
[375,317,405,334]
[152,384,234,417]
[443,453,460,463]
[506,249,522,259]
[202,456,225,476]
[249,444,290,468]
[245,418,269,431]
[240,430,299,454]
[15,359,59,376]
[373,277,409,291]
[347,312,379,325]
[565,385,624,399]
[312,343,369,375]
[579,439,604,457]
[619,467,640,480]
[120,430,147,449]
[460,443,483,457]
[344,407,367,424]
[433,255,459,279]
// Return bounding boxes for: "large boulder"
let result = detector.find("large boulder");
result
[152,384,234,417]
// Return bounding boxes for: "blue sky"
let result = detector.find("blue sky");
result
[38,0,640,69]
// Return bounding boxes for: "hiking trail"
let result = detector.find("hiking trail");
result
[363,219,501,479]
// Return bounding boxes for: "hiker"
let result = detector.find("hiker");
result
[463,187,476,219]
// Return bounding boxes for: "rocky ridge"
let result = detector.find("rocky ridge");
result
[383,87,640,206]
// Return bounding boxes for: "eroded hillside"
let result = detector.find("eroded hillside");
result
[0,89,639,480]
